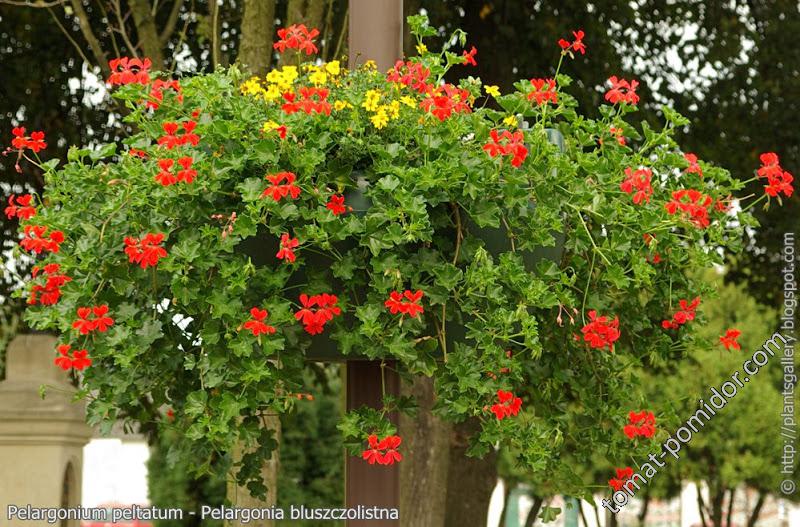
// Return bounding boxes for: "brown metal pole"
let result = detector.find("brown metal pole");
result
[346,1,403,525]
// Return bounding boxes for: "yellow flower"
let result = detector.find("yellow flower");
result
[334,100,353,111]
[363,60,377,70]
[240,77,265,97]
[266,66,298,92]
[262,120,280,132]
[387,101,400,119]
[416,43,428,55]
[263,84,282,101]
[309,70,327,86]
[362,89,382,112]
[485,85,501,98]
[400,95,416,108]
[503,115,518,128]
[371,109,389,129]
[325,60,341,76]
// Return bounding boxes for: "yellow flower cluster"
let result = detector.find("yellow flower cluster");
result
[239,66,299,102]
[334,100,353,111]
[361,89,402,129]
[305,60,343,86]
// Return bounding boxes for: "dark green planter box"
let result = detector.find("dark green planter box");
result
[237,129,565,360]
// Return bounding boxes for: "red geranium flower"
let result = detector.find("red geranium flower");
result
[10,127,47,153]
[176,157,197,183]
[490,389,523,420]
[155,159,177,186]
[483,129,528,168]
[605,76,640,105]
[20,225,64,254]
[684,153,703,177]
[384,290,424,318]
[54,344,92,371]
[125,233,167,269]
[420,83,472,121]
[609,467,635,492]
[157,120,200,149]
[361,434,403,466]
[29,263,71,306]
[620,167,653,204]
[558,29,586,55]
[261,172,302,201]
[665,189,713,228]
[5,194,36,220]
[147,79,183,110]
[274,24,319,55]
[242,307,277,337]
[72,305,114,334]
[756,152,794,198]
[282,87,331,115]
[387,60,432,93]
[580,310,620,351]
[107,57,151,86]
[719,328,742,351]
[623,410,656,439]
[294,293,342,335]
[527,78,558,106]
[661,297,701,330]
[326,194,348,216]
[276,233,299,263]
[462,46,477,66]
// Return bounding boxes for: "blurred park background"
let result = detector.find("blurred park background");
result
[0,1,798,526]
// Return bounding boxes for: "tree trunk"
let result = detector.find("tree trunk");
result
[637,492,650,526]
[237,0,276,76]
[725,487,735,527]
[697,485,709,527]
[208,0,224,68]
[710,483,725,527]
[497,482,512,527]
[398,376,450,527]
[226,413,280,527]
[128,0,165,67]
[593,502,601,527]
[746,491,766,527]
[523,495,543,527]
[444,418,498,527]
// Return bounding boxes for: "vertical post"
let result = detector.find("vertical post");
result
[346,1,403,525]
[0,334,92,527]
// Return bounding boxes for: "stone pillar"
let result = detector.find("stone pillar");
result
[0,334,92,527]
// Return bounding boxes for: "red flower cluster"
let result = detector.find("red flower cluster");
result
[326,194,348,215]
[242,307,277,337]
[155,157,196,186]
[276,233,299,263]
[282,87,332,115]
[491,389,523,420]
[623,410,656,439]
[420,83,472,121]
[483,129,528,168]
[719,328,742,351]
[757,152,794,198]
[54,344,92,371]
[261,172,301,201]
[11,127,47,153]
[29,263,71,305]
[273,24,319,55]
[605,76,640,105]
[124,233,167,269]
[384,290,424,318]
[527,78,558,105]
[580,310,620,351]
[387,60,432,93]
[620,167,653,204]
[608,126,626,146]
[5,194,36,220]
[362,434,402,465]
[608,467,635,492]
[129,148,148,158]
[558,29,586,55]
[20,225,64,254]
[661,297,700,329]
[684,153,703,177]
[147,79,183,110]
[295,293,342,334]
[72,305,115,335]
[107,57,151,86]
[157,121,200,149]
[462,46,478,66]
[665,189,713,228]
